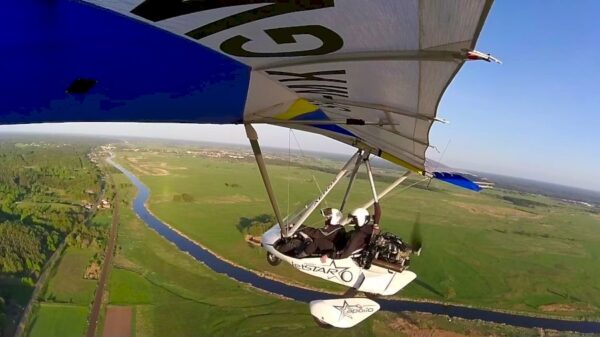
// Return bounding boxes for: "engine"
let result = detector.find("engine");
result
[359,232,413,272]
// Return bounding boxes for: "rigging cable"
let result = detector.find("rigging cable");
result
[392,176,431,199]
[427,138,451,189]
[439,139,452,164]
[286,128,291,218]
[289,129,327,207]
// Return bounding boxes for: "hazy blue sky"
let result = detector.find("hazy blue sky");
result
[1,1,599,191]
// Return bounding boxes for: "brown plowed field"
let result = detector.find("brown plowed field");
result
[102,306,132,337]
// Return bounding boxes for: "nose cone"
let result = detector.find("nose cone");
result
[261,224,282,246]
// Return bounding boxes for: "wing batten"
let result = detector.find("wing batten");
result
[253,50,467,71]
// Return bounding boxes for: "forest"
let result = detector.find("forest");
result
[0,138,103,336]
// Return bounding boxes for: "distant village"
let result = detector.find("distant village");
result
[82,144,117,211]
[120,144,302,163]
[13,142,73,148]
[184,149,247,160]
[87,144,116,164]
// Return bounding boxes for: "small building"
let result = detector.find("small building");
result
[98,199,111,209]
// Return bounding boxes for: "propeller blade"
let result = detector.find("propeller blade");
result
[410,214,423,253]
[412,279,444,298]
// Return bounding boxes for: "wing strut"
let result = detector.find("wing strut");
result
[245,124,286,233]
[364,153,379,203]
[339,150,364,212]
[360,172,411,210]
[342,171,411,226]
[285,150,361,237]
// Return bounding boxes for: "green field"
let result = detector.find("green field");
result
[104,170,381,337]
[27,175,112,337]
[102,160,550,337]
[115,148,600,320]
[43,247,99,305]
[28,303,88,337]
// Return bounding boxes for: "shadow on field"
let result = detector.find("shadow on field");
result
[413,279,445,298]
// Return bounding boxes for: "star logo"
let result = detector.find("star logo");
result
[333,300,353,321]
[333,300,377,321]
[323,260,352,282]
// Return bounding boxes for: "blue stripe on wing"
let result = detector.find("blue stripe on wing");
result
[1,0,250,125]
[292,110,355,138]
[433,172,482,192]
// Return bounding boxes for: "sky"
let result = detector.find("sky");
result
[1,1,599,191]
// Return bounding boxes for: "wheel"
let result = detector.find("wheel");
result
[266,252,281,266]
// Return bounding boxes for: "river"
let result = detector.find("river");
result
[107,157,600,334]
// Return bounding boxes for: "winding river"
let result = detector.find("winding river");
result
[107,158,600,334]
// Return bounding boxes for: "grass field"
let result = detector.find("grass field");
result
[103,170,379,337]
[28,303,88,337]
[115,148,600,320]
[44,247,98,305]
[102,162,551,337]
[26,181,113,337]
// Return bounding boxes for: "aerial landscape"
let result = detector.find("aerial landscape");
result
[2,0,600,336]
[1,137,599,336]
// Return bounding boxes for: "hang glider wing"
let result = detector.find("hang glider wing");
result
[1,0,494,184]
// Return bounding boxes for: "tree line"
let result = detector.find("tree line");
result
[0,140,103,335]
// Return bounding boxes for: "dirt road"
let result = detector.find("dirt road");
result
[85,186,119,337]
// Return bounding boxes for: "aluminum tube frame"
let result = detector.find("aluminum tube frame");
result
[339,150,364,212]
[364,155,379,203]
[244,124,286,233]
[285,150,361,238]
[360,172,410,210]
[342,172,410,226]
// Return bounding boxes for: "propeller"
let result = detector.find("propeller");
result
[409,214,423,255]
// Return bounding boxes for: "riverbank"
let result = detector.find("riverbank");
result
[144,202,580,322]
[108,157,600,334]
[115,149,600,320]
[101,164,380,337]
[142,204,293,301]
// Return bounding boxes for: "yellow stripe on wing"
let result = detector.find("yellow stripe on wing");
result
[274,99,318,120]
[380,151,424,174]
